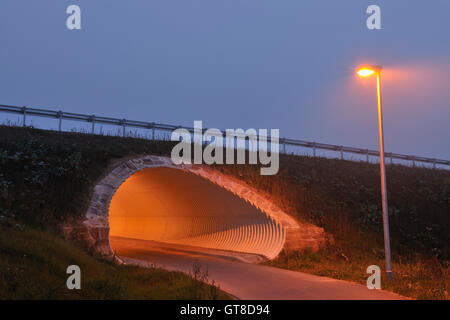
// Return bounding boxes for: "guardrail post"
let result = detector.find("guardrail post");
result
[151,122,155,141]
[313,142,316,158]
[121,119,126,137]
[282,139,286,154]
[58,111,63,132]
[22,106,26,127]
[366,150,369,163]
[91,115,95,134]
[340,146,344,160]
[412,156,416,167]
[390,153,393,165]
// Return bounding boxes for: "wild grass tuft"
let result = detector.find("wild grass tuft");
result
[0,222,231,299]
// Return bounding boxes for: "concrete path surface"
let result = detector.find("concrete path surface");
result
[110,236,406,300]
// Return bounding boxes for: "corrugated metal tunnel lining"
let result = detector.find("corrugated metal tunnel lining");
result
[109,167,285,259]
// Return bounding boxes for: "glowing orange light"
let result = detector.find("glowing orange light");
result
[357,68,376,77]
[108,167,284,258]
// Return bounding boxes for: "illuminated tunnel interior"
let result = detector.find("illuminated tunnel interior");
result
[109,167,285,259]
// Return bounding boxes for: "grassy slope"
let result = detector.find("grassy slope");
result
[214,157,450,299]
[0,126,230,299]
[0,126,176,225]
[0,223,230,299]
[1,126,449,299]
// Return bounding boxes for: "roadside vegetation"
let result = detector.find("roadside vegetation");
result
[1,125,449,299]
[0,221,230,299]
[214,157,449,299]
[0,125,176,226]
[0,125,230,299]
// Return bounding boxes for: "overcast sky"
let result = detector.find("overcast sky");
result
[1,1,449,159]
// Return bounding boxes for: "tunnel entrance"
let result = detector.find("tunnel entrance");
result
[108,167,285,259]
[65,155,324,263]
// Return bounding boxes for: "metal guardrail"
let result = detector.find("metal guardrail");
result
[1,104,449,168]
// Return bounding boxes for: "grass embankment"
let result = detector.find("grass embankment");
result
[0,125,176,226]
[0,222,230,299]
[214,158,450,299]
[1,125,449,299]
[0,126,230,299]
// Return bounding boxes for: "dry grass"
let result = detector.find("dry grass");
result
[0,222,231,299]
[215,156,450,300]
[265,247,448,299]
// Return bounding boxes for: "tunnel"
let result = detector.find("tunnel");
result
[108,167,285,259]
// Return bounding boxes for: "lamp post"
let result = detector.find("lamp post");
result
[357,65,393,280]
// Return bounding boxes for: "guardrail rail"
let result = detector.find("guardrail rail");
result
[1,104,449,168]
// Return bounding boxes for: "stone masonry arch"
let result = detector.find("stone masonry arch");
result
[62,155,326,262]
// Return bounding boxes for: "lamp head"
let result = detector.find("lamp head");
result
[357,65,382,77]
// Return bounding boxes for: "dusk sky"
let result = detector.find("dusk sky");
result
[1,1,449,159]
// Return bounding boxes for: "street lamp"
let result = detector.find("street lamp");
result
[357,65,393,280]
